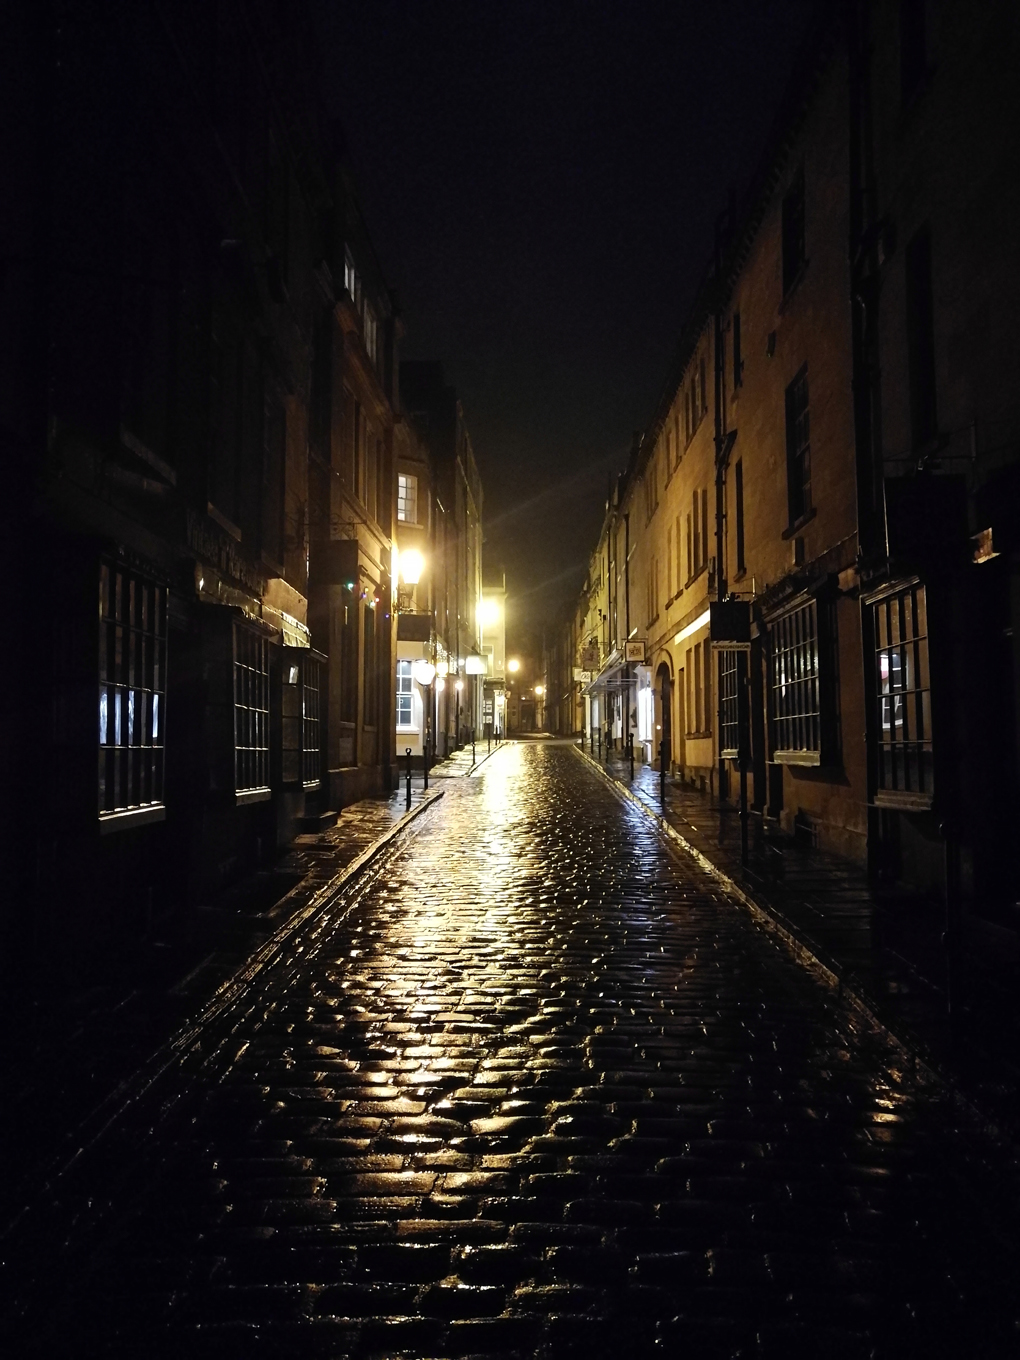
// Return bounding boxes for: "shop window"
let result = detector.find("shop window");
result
[99,559,166,818]
[873,582,932,801]
[234,625,270,793]
[363,600,377,727]
[770,599,820,762]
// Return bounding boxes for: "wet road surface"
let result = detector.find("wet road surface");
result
[4,741,1019,1357]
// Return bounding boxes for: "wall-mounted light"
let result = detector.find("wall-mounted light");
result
[399,548,424,585]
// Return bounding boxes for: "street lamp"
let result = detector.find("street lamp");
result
[507,658,520,673]
[412,658,436,782]
[534,684,544,696]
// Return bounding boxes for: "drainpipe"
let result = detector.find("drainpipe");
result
[713,203,730,808]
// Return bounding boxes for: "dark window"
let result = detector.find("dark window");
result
[719,650,740,757]
[873,582,932,799]
[234,625,270,792]
[900,0,927,103]
[686,511,693,579]
[905,226,938,450]
[692,491,701,574]
[363,600,378,726]
[699,356,707,414]
[785,364,811,525]
[99,560,166,816]
[302,654,323,786]
[262,391,286,565]
[769,600,820,761]
[782,168,806,295]
[735,459,745,573]
[701,489,709,572]
[341,591,358,723]
[733,312,743,387]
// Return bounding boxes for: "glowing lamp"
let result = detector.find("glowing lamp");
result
[412,659,436,686]
[478,598,501,627]
[465,654,486,675]
[435,676,446,693]
[455,679,464,692]
[399,548,424,585]
[534,685,544,696]
[507,658,520,673]
[436,660,449,678]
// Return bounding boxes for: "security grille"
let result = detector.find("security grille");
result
[873,582,932,798]
[98,559,166,815]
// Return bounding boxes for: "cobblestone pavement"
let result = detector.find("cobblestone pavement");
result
[4,741,1020,1358]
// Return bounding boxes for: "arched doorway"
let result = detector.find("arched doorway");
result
[655,661,672,770]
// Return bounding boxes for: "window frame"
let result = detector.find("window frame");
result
[397,471,419,525]
[768,597,821,765]
[234,623,272,800]
[784,364,811,528]
[396,658,415,730]
[870,578,932,807]
[98,558,167,828]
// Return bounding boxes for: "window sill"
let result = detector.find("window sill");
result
[236,787,271,805]
[782,507,816,540]
[774,749,821,766]
[874,789,933,812]
[397,726,420,735]
[99,805,166,834]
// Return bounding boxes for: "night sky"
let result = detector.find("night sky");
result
[310,0,817,647]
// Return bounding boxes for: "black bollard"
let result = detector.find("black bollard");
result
[488,731,491,754]
[597,728,602,761]
[405,746,412,810]
[423,737,429,791]
[472,731,476,764]
[659,740,667,805]
[628,732,635,780]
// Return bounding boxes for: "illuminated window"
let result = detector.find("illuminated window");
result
[396,659,414,727]
[234,625,270,793]
[98,559,166,817]
[397,473,418,524]
[873,582,931,800]
[344,250,360,306]
[303,654,323,787]
[769,600,820,763]
[719,649,740,758]
[363,303,378,365]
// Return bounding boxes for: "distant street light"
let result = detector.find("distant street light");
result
[534,684,544,696]
[507,658,520,673]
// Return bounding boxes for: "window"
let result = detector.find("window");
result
[905,226,937,450]
[666,427,673,471]
[99,560,166,817]
[719,649,740,758]
[647,556,659,624]
[397,472,418,524]
[692,491,701,576]
[735,459,745,574]
[686,511,693,580]
[782,168,806,295]
[666,523,673,599]
[873,582,932,800]
[344,250,360,307]
[701,489,709,573]
[302,655,323,786]
[769,599,820,763]
[732,311,743,388]
[234,625,271,793]
[363,598,377,727]
[785,364,811,525]
[699,356,707,414]
[900,0,927,103]
[363,303,378,366]
[396,659,414,727]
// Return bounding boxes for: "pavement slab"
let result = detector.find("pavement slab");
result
[2,740,1020,1357]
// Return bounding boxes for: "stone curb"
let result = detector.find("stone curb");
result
[571,743,1008,1140]
[1,786,446,1241]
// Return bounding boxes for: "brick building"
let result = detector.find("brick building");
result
[568,3,1020,930]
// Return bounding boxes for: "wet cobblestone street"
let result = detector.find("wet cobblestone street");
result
[4,741,1019,1358]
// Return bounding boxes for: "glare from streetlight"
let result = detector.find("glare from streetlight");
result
[478,598,501,627]
[534,684,544,696]
[399,548,424,584]
[507,658,520,673]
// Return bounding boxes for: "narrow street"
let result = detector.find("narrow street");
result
[4,741,1019,1358]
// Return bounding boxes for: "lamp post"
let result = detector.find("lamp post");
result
[412,658,436,787]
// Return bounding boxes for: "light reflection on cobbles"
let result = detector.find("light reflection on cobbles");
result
[15,743,1020,1357]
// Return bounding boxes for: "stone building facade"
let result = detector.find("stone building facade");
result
[568,3,1020,927]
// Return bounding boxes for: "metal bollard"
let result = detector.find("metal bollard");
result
[423,739,429,791]
[659,740,667,805]
[472,732,476,764]
[628,732,635,780]
[488,731,491,754]
[405,746,412,810]
[597,728,602,761]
